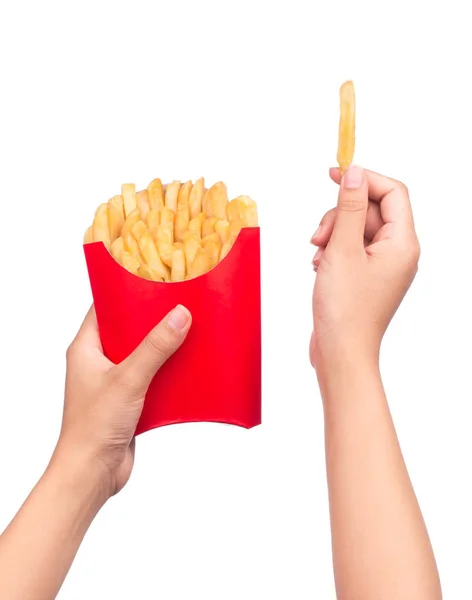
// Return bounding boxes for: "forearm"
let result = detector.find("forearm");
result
[0,447,108,600]
[319,357,441,600]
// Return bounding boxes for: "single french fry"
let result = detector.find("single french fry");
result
[202,233,220,244]
[177,180,192,209]
[107,203,124,243]
[230,196,258,226]
[136,190,150,219]
[84,226,93,244]
[189,177,205,218]
[132,221,170,281]
[220,238,234,261]
[171,248,186,282]
[228,199,240,222]
[208,181,228,219]
[124,232,142,262]
[146,209,161,241]
[202,239,221,268]
[109,195,125,219]
[183,231,201,269]
[122,251,140,275]
[215,219,230,244]
[121,208,142,238]
[110,237,124,265]
[148,178,165,211]
[156,223,174,267]
[337,80,356,175]
[175,207,190,242]
[165,181,180,212]
[122,183,137,217]
[188,247,213,279]
[188,212,206,238]
[161,207,175,231]
[139,264,163,282]
[92,204,111,248]
[202,217,217,238]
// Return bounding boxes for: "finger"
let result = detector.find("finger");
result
[115,305,192,395]
[73,305,102,350]
[330,165,368,251]
[330,167,414,232]
[311,202,383,247]
[312,247,324,271]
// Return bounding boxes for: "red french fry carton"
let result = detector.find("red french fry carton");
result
[84,227,261,435]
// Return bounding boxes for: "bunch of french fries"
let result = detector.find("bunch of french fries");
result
[84,178,258,282]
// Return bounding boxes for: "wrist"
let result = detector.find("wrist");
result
[49,441,112,511]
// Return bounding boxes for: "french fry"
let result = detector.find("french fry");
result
[202,233,220,244]
[189,177,205,218]
[132,221,170,281]
[188,247,213,279]
[107,203,124,243]
[215,219,230,245]
[337,80,356,175]
[84,226,93,244]
[161,207,175,232]
[146,209,161,241]
[92,204,110,248]
[156,223,174,267]
[136,190,150,219]
[171,248,186,282]
[122,183,137,217]
[110,237,124,265]
[202,217,217,238]
[124,232,142,261]
[188,212,206,238]
[210,181,229,219]
[148,178,165,211]
[202,239,221,268]
[177,181,192,209]
[109,195,125,219]
[183,231,201,269]
[121,208,142,238]
[229,219,243,238]
[220,238,234,261]
[122,251,140,275]
[228,199,241,222]
[139,264,163,282]
[165,181,180,212]
[229,196,258,227]
[175,207,190,242]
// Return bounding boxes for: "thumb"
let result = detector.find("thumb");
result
[116,304,192,395]
[330,165,368,252]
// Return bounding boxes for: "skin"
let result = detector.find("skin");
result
[0,304,192,600]
[310,165,442,600]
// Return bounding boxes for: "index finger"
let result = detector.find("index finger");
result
[329,167,415,232]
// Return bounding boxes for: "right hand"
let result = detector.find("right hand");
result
[310,166,420,371]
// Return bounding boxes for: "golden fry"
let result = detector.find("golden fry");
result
[175,207,189,242]
[160,207,175,232]
[121,208,142,238]
[203,181,228,219]
[146,209,161,241]
[92,204,110,248]
[215,219,230,244]
[139,263,163,281]
[202,217,217,238]
[171,248,186,282]
[109,195,125,219]
[337,80,356,175]
[202,239,221,268]
[122,251,140,275]
[107,203,124,243]
[189,177,205,218]
[148,178,165,211]
[84,226,93,244]
[156,223,174,267]
[220,238,234,261]
[188,247,213,279]
[188,212,206,238]
[177,181,192,209]
[202,233,220,244]
[165,181,180,212]
[230,196,258,226]
[110,237,124,265]
[124,232,142,261]
[136,190,150,219]
[122,183,137,217]
[132,222,170,281]
[183,231,201,269]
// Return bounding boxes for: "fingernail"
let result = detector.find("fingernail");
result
[343,165,364,189]
[311,225,322,243]
[167,305,190,331]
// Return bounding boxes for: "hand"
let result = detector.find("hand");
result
[310,165,420,371]
[57,304,192,499]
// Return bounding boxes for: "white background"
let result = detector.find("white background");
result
[0,1,470,598]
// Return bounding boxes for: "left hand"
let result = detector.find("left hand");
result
[57,304,192,499]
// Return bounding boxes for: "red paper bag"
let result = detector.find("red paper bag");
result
[84,227,261,435]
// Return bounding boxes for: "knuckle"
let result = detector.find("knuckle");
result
[395,180,409,197]
[145,326,177,358]
[338,193,365,213]
[66,342,78,362]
